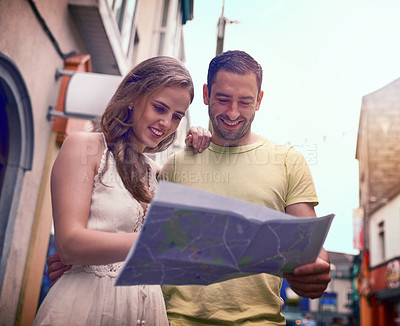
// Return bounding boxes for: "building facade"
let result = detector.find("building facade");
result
[0,0,193,324]
[356,77,400,326]
[281,251,358,325]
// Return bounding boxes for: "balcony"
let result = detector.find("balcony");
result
[69,0,131,75]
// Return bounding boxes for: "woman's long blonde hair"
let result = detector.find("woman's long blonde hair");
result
[93,56,194,203]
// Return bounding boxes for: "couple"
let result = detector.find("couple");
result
[34,50,331,326]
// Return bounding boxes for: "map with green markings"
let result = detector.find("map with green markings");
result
[116,182,334,286]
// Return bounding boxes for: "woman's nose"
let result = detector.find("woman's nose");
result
[159,116,172,129]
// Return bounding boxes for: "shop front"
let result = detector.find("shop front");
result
[370,258,400,325]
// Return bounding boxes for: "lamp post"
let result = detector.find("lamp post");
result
[215,0,239,55]
[209,0,239,131]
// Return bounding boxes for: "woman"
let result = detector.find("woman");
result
[33,56,210,326]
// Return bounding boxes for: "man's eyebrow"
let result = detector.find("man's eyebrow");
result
[215,93,254,101]
[238,96,254,100]
[215,92,232,98]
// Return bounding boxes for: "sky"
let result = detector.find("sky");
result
[182,0,400,255]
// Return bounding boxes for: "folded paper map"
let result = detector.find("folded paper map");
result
[115,181,334,286]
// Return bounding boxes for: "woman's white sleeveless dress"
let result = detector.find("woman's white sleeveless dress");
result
[33,138,168,326]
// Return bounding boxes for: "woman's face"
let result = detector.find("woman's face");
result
[130,85,191,152]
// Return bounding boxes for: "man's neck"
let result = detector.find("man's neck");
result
[211,132,259,147]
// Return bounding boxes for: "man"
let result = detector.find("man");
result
[159,50,331,325]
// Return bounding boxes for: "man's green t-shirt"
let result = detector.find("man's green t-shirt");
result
[159,136,318,326]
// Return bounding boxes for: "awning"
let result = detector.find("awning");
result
[181,0,194,24]
[373,286,400,303]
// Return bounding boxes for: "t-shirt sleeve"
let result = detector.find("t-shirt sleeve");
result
[158,153,176,182]
[285,147,318,207]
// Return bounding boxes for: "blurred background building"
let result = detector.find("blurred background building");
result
[281,250,358,326]
[356,77,400,326]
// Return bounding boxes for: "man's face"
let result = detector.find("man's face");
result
[203,69,263,146]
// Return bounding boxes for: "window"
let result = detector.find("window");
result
[108,0,138,55]
[158,0,170,55]
[378,221,385,261]
[346,290,353,308]
[0,53,34,289]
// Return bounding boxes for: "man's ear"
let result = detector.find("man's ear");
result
[203,84,209,105]
[255,90,264,111]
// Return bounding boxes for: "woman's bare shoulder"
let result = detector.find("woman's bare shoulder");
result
[63,131,103,143]
[61,132,104,150]
[146,155,162,173]
[58,132,105,164]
